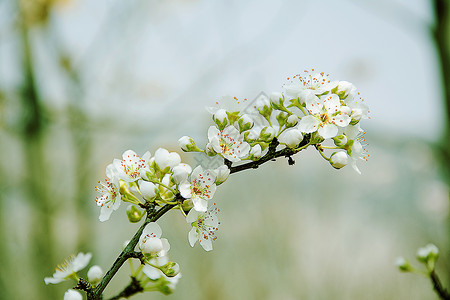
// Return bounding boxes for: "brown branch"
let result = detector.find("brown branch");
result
[430,270,450,300]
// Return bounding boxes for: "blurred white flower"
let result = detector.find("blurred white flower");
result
[44,252,92,284]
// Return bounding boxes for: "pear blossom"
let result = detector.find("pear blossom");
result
[87,265,103,284]
[283,71,338,99]
[154,148,181,172]
[113,150,151,182]
[171,163,192,184]
[212,165,230,185]
[269,92,284,106]
[329,152,349,169]
[44,252,92,284]
[186,204,220,251]
[278,128,303,148]
[208,125,250,162]
[64,290,82,300]
[138,222,170,257]
[344,124,367,174]
[249,144,262,160]
[95,164,121,222]
[298,93,351,139]
[139,180,157,200]
[179,166,216,212]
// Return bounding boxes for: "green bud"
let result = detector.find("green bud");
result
[276,111,288,127]
[226,111,241,125]
[333,134,348,147]
[213,109,228,130]
[160,262,181,277]
[178,136,202,152]
[237,114,254,132]
[126,205,144,223]
[205,143,216,156]
[259,127,276,142]
[395,257,411,272]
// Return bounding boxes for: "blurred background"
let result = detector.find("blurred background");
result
[1,0,450,299]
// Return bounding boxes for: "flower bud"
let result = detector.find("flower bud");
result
[334,81,354,99]
[249,144,262,160]
[178,136,201,152]
[139,180,157,200]
[172,163,192,184]
[333,134,348,147]
[64,290,82,300]
[213,109,228,130]
[237,114,254,132]
[286,115,298,127]
[205,143,216,156]
[278,128,303,148]
[160,262,181,277]
[126,205,144,223]
[417,244,439,263]
[256,97,272,119]
[244,128,260,142]
[141,237,164,255]
[270,92,284,108]
[329,152,349,169]
[155,148,181,172]
[259,127,276,142]
[87,265,103,285]
[395,257,411,272]
[276,111,288,127]
[213,165,230,185]
[350,108,363,125]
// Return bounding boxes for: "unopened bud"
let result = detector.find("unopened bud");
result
[139,180,157,200]
[259,127,276,142]
[286,115,298,127]
[334,81,354,99]
[213,165,230,185]
[87,265,103,285]
[160,262,181,277]
[205,143,216,156]
[395,257,411,272]
[213,109,228,130]
[172,163,192,184]
[278,129,303,148]
[333,134,348,147]
[329,152,349,169]
[126,205,144,223]
[270,92,284,108]
[178,136,201,152]
[249,144,262,160]
[238,114,254,132]
[276,111,288,127]
[64,290,82,300]
[417,244,439,263]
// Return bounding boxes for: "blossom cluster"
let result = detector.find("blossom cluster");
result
[45,71,370,299]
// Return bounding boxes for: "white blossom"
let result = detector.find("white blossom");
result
[208,125,250,162]
[179,166,216,212]
[154,148,181,172]
[44,252,92,284]
[138,222,170,257]
[113,150,150,182]
[95,164,121,222]
[186,204,220,251]
[278,128,303,148]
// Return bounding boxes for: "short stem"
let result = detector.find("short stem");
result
[430,270,450,300]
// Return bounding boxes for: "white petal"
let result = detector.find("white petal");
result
[322,94,340,113]
[304,93,322,114]
[192,197,208,212]
[188,228,199,247]
[207,126,220,143]
[142,264,162,280]
[99,205,113,222]
[186,209,200,223]
[191,166,203,179]
[199,237,213,251]
[318,124,338,139]
[298,115,319,133]
[142,222,162,238]
[178,180,192,199]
